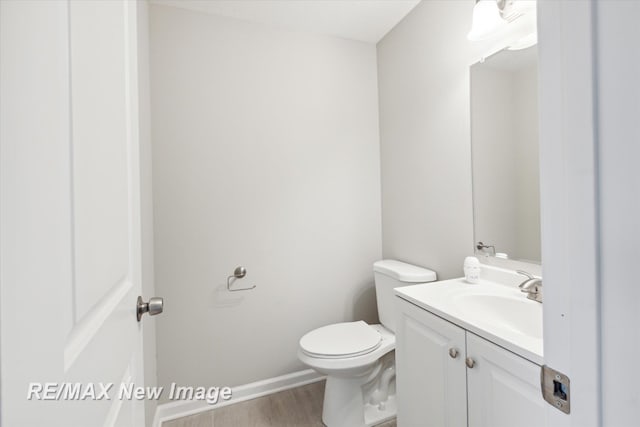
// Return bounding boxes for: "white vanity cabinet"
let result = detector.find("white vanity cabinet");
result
[396,297,546,427]
[396,297,468,427]
[465,332,546,427]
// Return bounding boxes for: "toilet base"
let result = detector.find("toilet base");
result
[363,395,397,426]
[321,353,396,427]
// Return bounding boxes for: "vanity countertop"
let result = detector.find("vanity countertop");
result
[395,277,544,365]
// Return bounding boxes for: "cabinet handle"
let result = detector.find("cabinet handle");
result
[465,357,475,369]
[448,348,459,359]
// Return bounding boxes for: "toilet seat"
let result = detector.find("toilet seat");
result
[300,321,381,359]
[298,324,395,373]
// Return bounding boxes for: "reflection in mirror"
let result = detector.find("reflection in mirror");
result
[470,46,540,263]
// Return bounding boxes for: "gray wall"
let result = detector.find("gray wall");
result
[149,4,382,394]
[377,1,492,279]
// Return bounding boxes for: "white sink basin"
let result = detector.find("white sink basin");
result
[453,293,542,340]
[395,278,543,364]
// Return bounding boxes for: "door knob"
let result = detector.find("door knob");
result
[465,357,476,369]
[137,296,163,321]
[449,348,459,359]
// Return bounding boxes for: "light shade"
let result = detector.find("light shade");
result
[467,0,507,41]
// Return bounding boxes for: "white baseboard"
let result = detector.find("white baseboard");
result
[152,369,325,427]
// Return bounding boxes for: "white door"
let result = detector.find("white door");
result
[1,1,148,426]
[539,1,640,426]
[466,333,546,427]
[395,298,467,427]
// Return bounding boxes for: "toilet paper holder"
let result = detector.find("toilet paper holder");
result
[227,266,256,292]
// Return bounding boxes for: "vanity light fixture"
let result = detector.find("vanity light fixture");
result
[467,0,507,41]
[467,0,537,45]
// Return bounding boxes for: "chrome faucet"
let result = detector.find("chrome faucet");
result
[517,270,543,303]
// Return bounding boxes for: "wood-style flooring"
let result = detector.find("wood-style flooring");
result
[162,380,397,427]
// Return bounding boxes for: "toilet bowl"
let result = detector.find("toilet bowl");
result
[298,260,437,427]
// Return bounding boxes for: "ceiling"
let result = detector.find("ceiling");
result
[149,0,421,43]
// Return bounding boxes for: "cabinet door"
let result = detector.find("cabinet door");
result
[467,333,546,427]
[396,298,467,427]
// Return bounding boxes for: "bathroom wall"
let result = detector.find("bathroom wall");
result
[377,1,493,279]
[149,4,382,394]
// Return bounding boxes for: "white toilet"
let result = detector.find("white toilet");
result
[298,260,437,427]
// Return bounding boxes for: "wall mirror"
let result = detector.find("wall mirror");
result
[470,45,540,263]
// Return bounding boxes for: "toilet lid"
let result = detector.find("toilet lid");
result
[299,321,382,359]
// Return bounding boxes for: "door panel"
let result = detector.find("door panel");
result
[65,0,144,425]
[1,1,145,426]
[396,298,467,427]
[70,0,133,323]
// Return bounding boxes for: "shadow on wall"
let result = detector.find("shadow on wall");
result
[210,283,245,308]
[350,282,379,325]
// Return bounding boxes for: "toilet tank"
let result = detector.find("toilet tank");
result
[374,260,437,333]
